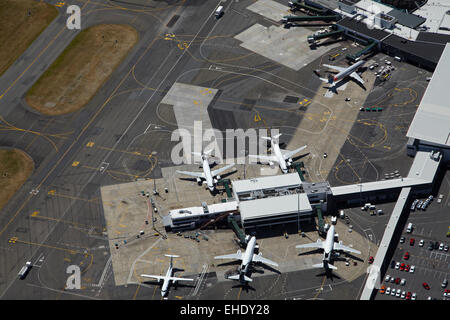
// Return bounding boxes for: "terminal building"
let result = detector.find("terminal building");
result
[303,0,450,70]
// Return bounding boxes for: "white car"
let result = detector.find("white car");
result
[411,292,416,300]
[386,287,391,295]
[385,275,391,282]
[396,289,401,297]
[439,243,444,251]
[400,278,406,286]
[401,291,406,299]
[391,289,396,296]
[410,265,415,273]
[395,262,400,269]
[419,239,424,247]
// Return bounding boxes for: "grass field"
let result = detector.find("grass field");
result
[26,24,139,115]
[0,149,34,211]
[0,0,58,76]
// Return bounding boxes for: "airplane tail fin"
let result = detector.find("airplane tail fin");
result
[165,254,180,266]
[312,262,337,270]
[228,274,253,282]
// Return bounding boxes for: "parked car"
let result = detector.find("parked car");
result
[380,285,386,294]
[395,262,400,269]
[405,265,410,272]
[406,292,412,300]
[368,256,374,264]
[445,245,449,252]
[396,289,401,297]
[439,243,444,251]
[386,287,391,295]
[395,277,401,284]
[422,282,430,290]
[400,278,406,286]
[442,279,448,288]
[410,238,415,246]
[411,292,416,300]
[434,241,439,249]
[391,260,396,268]
[400,236,405,243]
[404,252,410,260]
[410,265,415,273]
[419,239,424,247]
[401,290,406,299]
[400,263,405,271]
[428,242,434,250]
[385,275,391,282]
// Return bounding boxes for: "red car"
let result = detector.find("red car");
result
[368,256,374,264]
[395,277,401,284]
[405,264,410,272]
[406,292,412,300]
[404,252,410,260]
[410,238,415,246]
[400,263,405,271]
[422,282,430,290]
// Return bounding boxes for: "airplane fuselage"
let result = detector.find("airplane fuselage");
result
[161,265,173,296]
[202,157,215,191]
[332,60,365,83]
[240,236,257,275]
[272,143,288,173]
[323,225,335,261]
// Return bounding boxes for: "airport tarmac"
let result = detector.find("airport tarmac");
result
[0,0,435,301]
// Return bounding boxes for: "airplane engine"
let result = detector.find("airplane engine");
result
[269,161,274,167]
[213,178,218,184]
[216,175,221,180]
[287,158,293,165]
[196,177,202,184]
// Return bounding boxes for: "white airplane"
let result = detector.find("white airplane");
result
[176,150,234,192]
[320,60,366,90]
[248,134,307,174]
[214,236,278,283]
[140,254,193,297]
[296,224,361,270]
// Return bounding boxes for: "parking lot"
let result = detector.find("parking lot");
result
[376,170,450,300]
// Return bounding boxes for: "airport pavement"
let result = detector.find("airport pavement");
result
[0,0,435,301]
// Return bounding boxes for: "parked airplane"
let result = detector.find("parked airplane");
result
[320,60,366,91]
[176,150,234,192]
[248,134,307,173]
[296,224,361,270]
[214,236,278,283]
[140,254,193,297]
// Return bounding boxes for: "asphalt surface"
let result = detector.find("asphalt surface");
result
[0,0,441,301]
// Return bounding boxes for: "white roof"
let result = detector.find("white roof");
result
[331,151,440,196]
[413,0,450,34]
[239,193,312,221]
[169,201,238,220]
[406,43,450,147]
[232,173,302,194]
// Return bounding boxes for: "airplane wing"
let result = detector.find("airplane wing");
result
[211,163,235,177]
[333,243,361,255]
[252,254,279,267]
[168,276,194,283]
[248,154,279,163]
[214,250,243,261]
[323,64,347,72]
[281,145,307,160]
[176,170,205,179]
[296,240,325,250]
[349,72,364,84]
[140,274,165,282]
